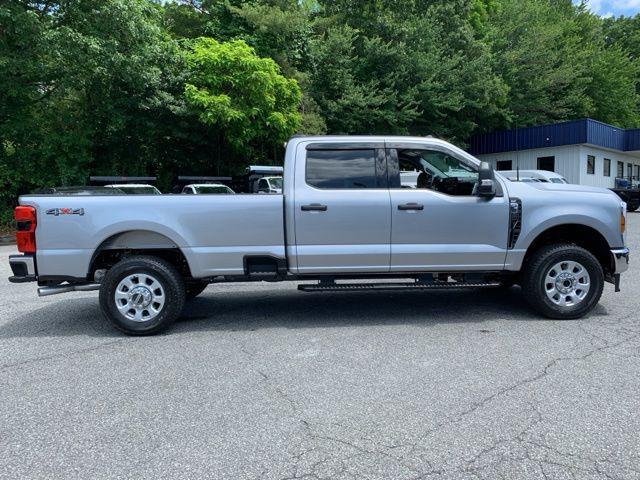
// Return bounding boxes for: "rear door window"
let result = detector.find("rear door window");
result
[306,149,379,189]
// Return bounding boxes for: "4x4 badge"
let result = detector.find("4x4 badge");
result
[46,208,85,216]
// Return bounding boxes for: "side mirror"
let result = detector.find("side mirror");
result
[476,161,496,197]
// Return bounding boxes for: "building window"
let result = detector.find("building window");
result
[587,155,595,174]
[635,164,640,180]
[603,158,611,177]
[617,161,624,178]
[496,160,512,171]
[537,156,555,172]
[628,163,633,179]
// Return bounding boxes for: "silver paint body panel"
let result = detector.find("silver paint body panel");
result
[18,136,627,280]
[292,142,392,273]
[20,194,285,278]
[386,140,509,271]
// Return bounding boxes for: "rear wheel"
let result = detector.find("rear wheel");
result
[99,256,185,335]
[521,244,603,319]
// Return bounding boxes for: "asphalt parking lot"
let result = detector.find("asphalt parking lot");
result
[1,217,639,480]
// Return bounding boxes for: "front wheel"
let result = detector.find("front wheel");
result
[521,244,604,319]
[99,256,186,335]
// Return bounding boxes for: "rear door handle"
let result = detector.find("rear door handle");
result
[301,203,328,212]
[398,203,424,211]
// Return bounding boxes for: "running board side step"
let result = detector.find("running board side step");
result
[298,281,501,292]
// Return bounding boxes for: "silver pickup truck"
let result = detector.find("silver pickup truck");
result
[9,136,630,335]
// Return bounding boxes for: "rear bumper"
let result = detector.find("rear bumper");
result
[611,248,630,275]
[8,254,37,283]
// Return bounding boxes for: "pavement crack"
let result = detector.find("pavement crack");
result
[415,327,640,450]
[0,338,126,372]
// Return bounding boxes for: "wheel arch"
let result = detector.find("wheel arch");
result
[89,230,194,280]
[523,224,612,275]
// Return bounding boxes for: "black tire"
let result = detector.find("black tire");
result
[99,255,186,335]
[185,280,209,299]
[521,243,604,319]
[627,202,639,212]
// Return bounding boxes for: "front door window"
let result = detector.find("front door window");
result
[395,149,478,196]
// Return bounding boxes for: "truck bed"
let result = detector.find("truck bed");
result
[20,194,286,280]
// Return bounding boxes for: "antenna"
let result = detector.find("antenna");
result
[515,121,520,182]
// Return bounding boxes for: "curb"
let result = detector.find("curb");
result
[0,235,15,245]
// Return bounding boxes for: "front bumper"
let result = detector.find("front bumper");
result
[8,254,37,283]
[611,248,630,275]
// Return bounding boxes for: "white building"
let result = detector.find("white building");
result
[469,119,640,188]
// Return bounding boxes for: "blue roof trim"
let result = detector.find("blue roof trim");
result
[626,128,640,151]
[469,118,640,155]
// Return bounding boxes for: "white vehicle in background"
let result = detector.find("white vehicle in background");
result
[105,184,162,195]
[182,184,235,195]
[504,176,541,183]
[499,170,569,184]
[257,176,283,194]
[89,176,162,194]
[400,171,419,188]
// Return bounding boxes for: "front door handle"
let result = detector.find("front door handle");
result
[398,203,424,211]
[301,203,328,212]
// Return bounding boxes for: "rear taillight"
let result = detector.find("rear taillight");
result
[14,206,37,253]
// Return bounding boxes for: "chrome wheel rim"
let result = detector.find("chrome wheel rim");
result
[544,261,590,307]
[115,273,165,322]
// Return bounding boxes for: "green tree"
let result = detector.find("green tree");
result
[0,0,191,221]
[485,0,593,127]
[603,14,640,60]
[163,1,208,38]
[485,0,640,129]
[309,0,507,140]
[184,38,301,158]
[586,46,640,127]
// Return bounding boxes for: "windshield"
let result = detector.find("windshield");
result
[550,178,568,184]
[195,186,233,194]
[269,177,283,189]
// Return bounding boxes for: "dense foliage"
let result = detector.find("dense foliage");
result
[1,0,640,225]
[184,38,301,156]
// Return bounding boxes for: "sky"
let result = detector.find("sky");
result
[575,0,640,17]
